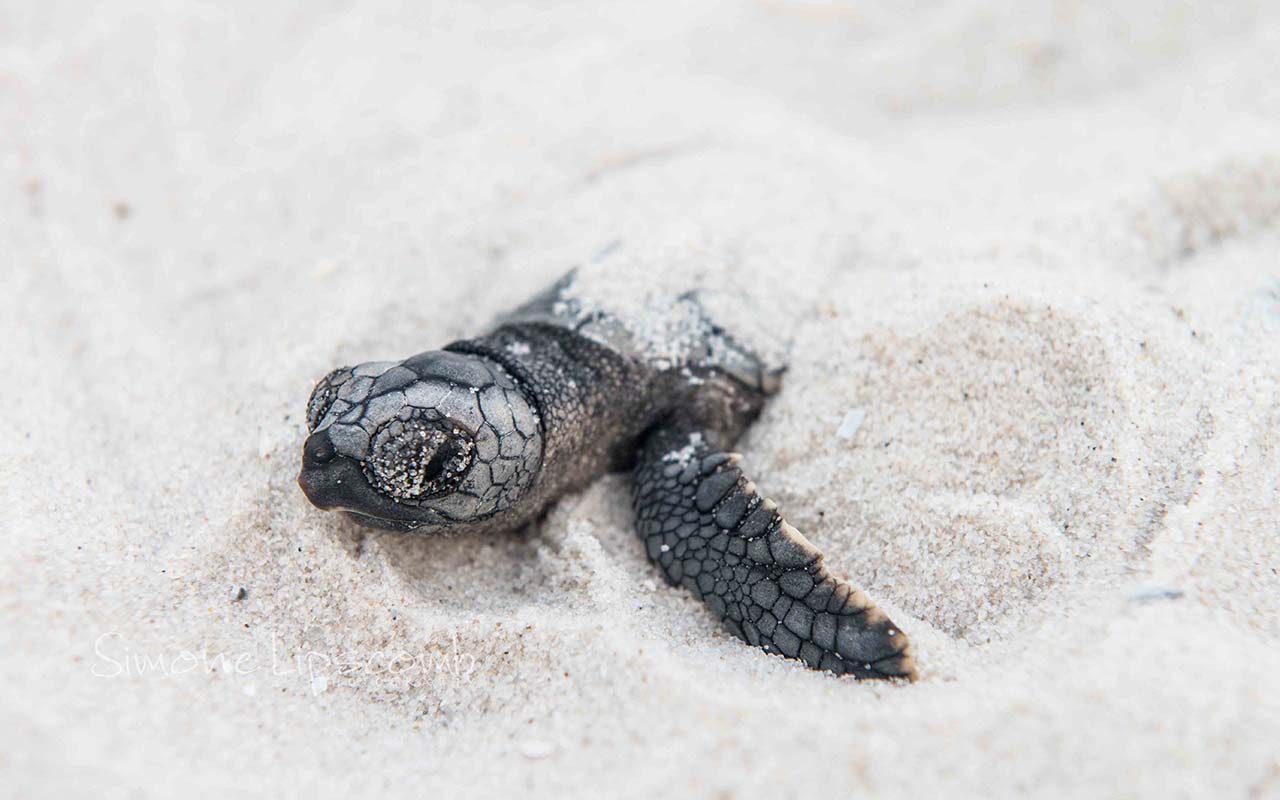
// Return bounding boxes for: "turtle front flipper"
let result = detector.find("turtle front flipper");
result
[632,424,916,680]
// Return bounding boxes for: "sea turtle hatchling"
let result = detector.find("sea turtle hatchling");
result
[298,270,915,680]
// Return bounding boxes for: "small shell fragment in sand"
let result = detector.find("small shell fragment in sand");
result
[837,408,867,440]
[1126,586,1185,604]
[519,739,557,760]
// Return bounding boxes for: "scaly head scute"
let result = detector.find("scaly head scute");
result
[298,351,543,532]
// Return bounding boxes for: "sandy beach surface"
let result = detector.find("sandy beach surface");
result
[4,2,1279,797]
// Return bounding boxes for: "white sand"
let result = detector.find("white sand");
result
[4,2,1279,797]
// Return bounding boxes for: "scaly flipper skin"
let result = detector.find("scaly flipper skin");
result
[633,425,916,680]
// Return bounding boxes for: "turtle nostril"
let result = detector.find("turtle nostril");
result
[299,432,344,510]
[305,432,337,466]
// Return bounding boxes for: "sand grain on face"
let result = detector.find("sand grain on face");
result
[4,1,1280,797]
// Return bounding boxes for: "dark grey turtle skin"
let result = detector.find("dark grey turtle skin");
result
[299,272,915,680]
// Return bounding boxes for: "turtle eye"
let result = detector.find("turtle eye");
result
[306,367,351,431]
[364,414,475,503]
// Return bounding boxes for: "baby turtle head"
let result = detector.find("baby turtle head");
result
[298,351,543,532]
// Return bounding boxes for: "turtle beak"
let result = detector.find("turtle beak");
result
[299,428,455,531]
[298,430,349,510]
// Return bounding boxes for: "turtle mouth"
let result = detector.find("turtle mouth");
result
[340,510,444,532]
[297,458,451,531]
[298,430,452,528]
